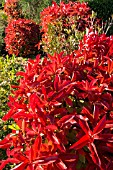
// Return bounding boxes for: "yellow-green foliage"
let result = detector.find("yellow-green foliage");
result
[0,55,27,117]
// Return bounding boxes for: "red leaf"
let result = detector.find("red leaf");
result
[33,155,58,165]
[46,125,58,131]
[79,119,91,136]
[89,143,101,168]
[54,75,60,91]
[50,100,62,106]
[55,160,67,170]
[81,107,93,122]
[93,115,106,135]
[70,134,90,150]
[0,143,11,149]
[93,104,100,121]
[33,135,42,159]
[58,114,75,126]
[42,85,47,100]
[52,134,60,145]
[0,158,19,170]
[14,153,28,163]
[65,97,73,107]
[2,109,14,121]
[16,71,26,77]
[11,162,27,170]
[59,153,77,162]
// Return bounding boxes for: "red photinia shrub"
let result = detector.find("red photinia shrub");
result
[40,1,102,55]
[1,31,113,169]
[4,0,22,22]
[4,18,40,57]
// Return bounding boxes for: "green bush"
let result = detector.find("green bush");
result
[18,0,52,23]
[0,55,27,117]
[0,10,7,56]
[87,0,113,20]
[81,0,113,35]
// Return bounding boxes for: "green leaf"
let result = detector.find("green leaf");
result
[79,154,85,164]
[8,124,20,130]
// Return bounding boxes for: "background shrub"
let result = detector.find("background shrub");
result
[1,31,113,169]
[0,8,7,56]
[4,0,23,22]
[40,1,102,55]
[18,0,51,23]
[79,0,113,35]
[87,0,113,21]
[5,18,40,57]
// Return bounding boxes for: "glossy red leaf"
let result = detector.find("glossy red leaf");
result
[11,162,27,170]
[59,153,77,162]
[89,143,101,168]
[54,75,60,91]
[79,119,91,135]
[33,135,42,159]
[46,125,58,131]
[14,153,29,163]
[70,134,90,150]
[58,114,75,126]
[81,107,93,122]
[2,109,14,121]
[65,97,73,107]
[93,115,106,135]
[93,104,100,121]
[33,155,58,165]
[55,160,67,170]
[0,158,19,170]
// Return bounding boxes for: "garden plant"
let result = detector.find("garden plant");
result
[0,1,113,170]
[40,1,102,55]
[5,18,40,57]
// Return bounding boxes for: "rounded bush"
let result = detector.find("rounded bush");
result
[4,18,40,57]
[1,31,113,169]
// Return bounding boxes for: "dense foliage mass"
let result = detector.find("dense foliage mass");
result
[1,1,113,170]
[5,18,40,57]
[0,55,26,117]
[18,0,52,23]
[40,1,102,55]
[1,31,113,169]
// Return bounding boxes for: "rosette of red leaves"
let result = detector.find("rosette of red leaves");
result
[1,31,113,169]
[5,18,40,57]
[4,0,22,22]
